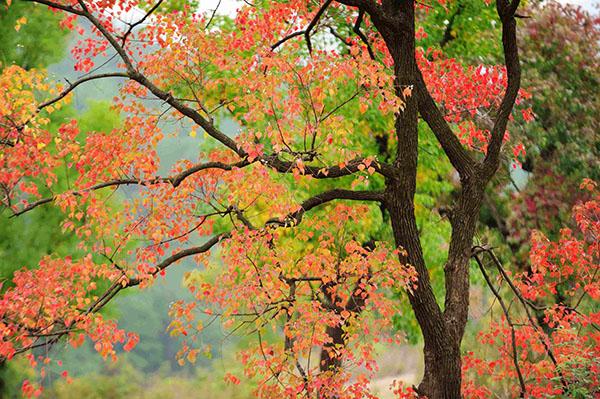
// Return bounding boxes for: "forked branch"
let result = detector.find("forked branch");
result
[119,0,164,46]
[415,70,476,178]
[472,245,568,390]
[472,251,526,398]
[7,187,383,356]
[271,0,333,52]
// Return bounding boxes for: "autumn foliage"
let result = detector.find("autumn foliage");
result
[465,180,600,398]
[0,0,598,398]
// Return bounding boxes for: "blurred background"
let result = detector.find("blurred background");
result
[1,0,598,397]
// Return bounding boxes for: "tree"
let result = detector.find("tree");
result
[430,0,599,337]
[0,0,537,397]
[466,179,600,398]
[497,1,599,260]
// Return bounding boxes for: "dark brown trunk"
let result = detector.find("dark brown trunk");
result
[387,187,464,398]
[443,182,484,340]
[375,2,485,396]
[319,324,344,372]
[420,342,462,398]
[319,273,371,374]
[378,2,466,397]
[421,181,485,398]
[362,0,520,396]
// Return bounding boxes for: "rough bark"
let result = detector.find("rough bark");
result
[365,0,522,397]
[319,324,345,372]
[376,1,464,397]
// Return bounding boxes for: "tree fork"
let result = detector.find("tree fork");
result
[375,1,465,397]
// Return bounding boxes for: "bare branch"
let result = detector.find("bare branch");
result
[128,234,227,286]
[271,31,305,51]
[473,252,526,397]
[352,10,376,60]
[11,176,170,217]
[263,155,396,179]
[266,188,384,227]
[0,138,15,147]
[22,0,86,16]
[119,0,164,46]
[304,0,333,54]
[37,73,129,111]
[204,0,222,30]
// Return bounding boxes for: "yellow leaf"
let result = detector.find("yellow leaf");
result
[187,350,198,364]
[14,17,27,32]
[189,130,197,137]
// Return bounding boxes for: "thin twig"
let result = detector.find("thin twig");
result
[473,252,526,397]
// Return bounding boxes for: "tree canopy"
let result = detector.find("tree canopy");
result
[0,0,598,398]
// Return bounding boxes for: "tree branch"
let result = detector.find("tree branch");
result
[10,177,167,217]
[119,0,164,46]
[305,0,333,54]
[28,0,244,157]
[9,154,392,217]
[266,188,384,227]
[37,73,129,111]
[127,234,227,286]
[472,245,569,390]
[127,72,244,156]
[7,184,381,356]
[262,155,395,179]
[481,0,522,179]
[353,9,376,60]
[334,0,381,17]
[22,0,86,16]
[440,1,464,48]
[270,0,333,52]
[473,251,526,398]
[415,69,476,179]
[0,138,15,147]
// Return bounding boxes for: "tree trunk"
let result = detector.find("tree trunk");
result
[379,1,468,396]
[368,0,520,395]
[319,324,344,373]
[376,2,485,396]
[420,341,462,398]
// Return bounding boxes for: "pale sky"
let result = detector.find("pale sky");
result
[115,0,599,35]
[198,0,241,15]
[564,0,599,11]
[196,0,600,15]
